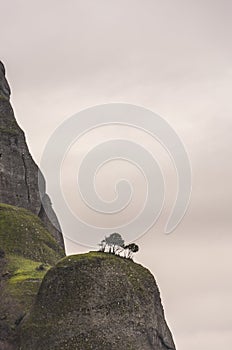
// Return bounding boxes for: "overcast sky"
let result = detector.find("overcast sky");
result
[1,1,232,349]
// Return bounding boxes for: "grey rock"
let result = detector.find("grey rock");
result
[0,61,11,100]
[21,252,176,350]
[0,61,64,251]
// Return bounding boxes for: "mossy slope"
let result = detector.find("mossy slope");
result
[0,203,63,264]
[0,203,64,349]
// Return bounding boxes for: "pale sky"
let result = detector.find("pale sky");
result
[1,1,232,349]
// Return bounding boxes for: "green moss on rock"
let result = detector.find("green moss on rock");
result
[0,203,63,264]
[6,255,50,310]
[0,203,64,349]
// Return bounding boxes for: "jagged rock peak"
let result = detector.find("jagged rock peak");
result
[0,61,11,100]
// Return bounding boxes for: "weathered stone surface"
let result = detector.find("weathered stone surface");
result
[0,61,64,251]
[21,252,176,350]
[0,61,11,100]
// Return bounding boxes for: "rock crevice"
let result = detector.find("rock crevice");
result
[21,153,31,203]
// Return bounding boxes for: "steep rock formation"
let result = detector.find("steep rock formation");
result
[0,203,64,350]
[0,61,64,250]
[0,61,176,350]
[21,252,176,350]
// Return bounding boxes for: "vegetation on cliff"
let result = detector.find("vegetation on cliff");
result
[0,203,64,349]
[99,232,139,259]
[0,203,63,264]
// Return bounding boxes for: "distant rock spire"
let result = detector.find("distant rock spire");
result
[0,61,11,100]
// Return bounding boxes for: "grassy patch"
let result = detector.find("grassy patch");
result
[56,250,132,267]
[8,255,50,284]
[4,255,50,312]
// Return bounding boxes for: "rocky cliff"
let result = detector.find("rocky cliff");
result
[20,252,176,350]
[0,61,64,250]
[0,61,176,350]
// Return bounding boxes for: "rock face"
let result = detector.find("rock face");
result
[0,62,11,100]
[0,203,64,350]
[21,252,176,350]
[0,61,64,250]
